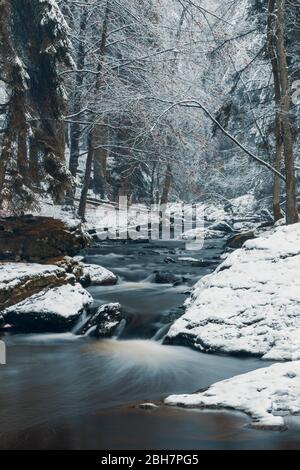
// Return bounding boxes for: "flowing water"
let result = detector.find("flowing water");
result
[1,240,300,450]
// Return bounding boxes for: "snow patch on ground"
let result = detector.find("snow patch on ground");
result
[167,223,300,360]
[165,361,300,430]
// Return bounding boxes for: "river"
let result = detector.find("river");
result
[1,239,300,449]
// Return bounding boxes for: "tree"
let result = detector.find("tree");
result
[275,0,298,224]
[0,0,73,214]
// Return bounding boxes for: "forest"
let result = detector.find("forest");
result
[0,0,299,223]
[1,0,300,452]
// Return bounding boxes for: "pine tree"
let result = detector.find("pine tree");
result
[0,0,73,214]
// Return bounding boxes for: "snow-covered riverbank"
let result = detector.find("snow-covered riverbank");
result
[166,361,300,431]
[165,222,300,430]
[166,223,300,361]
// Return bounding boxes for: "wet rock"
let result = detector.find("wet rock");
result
[75,303,124,338]
[164,257,176,264]
[162,306,185,324]
[0,215,90,262]
[138,403,159,410]
[2,283,93,333]
[178,257,219,268]
[227,231,256,248]
[153,272,183,285]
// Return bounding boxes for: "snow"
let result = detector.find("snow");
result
[82,264,118,285]
[3,283,92,319]
[0,263,66,291]
[181,227,225,241]
[34,200,82,229]
[166,223,300,360]
[39,0,69,32]
[229,195,257,218]
[165,361,300,430]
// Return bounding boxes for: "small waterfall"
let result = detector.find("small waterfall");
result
[113,319,127,339]
[152,324,171,342]
[71,311,89,335]
[83,325,98,337]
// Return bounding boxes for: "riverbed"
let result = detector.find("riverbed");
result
[1,240,300,450]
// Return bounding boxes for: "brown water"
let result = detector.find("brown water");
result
[1,240,300,450]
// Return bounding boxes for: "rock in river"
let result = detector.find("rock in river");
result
[0,262,72,310]
[81,264,118,286]
[2,283,93,333]
[49,256,118,287]
[75,303,125,338]
[153,272,185,285]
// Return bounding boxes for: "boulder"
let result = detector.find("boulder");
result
[2,283,93,333]
[227,231,256,248]
[138,403,159,410]
[166,223,300,360]
[81,264,118,286]
[0,262,72,310]
[153,272,184,285]
[75,303,124,338]
[182,227,226,241]
[178,257,219,268]
[209,221,234,233]
[48,257,118,287]
[0,215,90,262]
[164,257,176,264]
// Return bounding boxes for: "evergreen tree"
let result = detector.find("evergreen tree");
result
[0,0,73,214]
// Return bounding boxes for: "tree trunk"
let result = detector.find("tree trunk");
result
[78,1,110,218]
[78,132,94,221]
[275,0,298,224]
[91,2,110,198]
[93,122,108,199]
[273,113,283,221]
[29,137,39,183]
[160,162,172,205]
[119,172,128,199]
[69,9,88,179]
[268,0,283,221]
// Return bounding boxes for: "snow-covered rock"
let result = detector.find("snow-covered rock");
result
[49,256,117,286]
[166,223,300,361]
[209,221,234,233]
[3,283,93,332]
[0,262,71,310]
[82,264,118,286]
[74,303,124,338]
[165,361,300,431]
[181,227,226,241]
